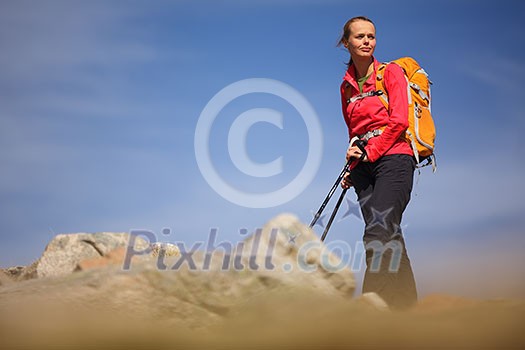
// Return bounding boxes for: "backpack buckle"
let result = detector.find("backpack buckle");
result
[359,129,383,142]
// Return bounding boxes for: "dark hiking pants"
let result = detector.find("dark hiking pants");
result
[350,154,418,309]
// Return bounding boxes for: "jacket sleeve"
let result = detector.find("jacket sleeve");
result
[365,63,409,162]
[340,83,352,142]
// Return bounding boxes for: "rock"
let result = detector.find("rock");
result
[0,270,12,286]
[1,266,25,280]
[76,242,180,272]
[30,232,150,279]
[2,262,39,282]
[17,260,39,280]
[1,215,524,349]
[150,242,180,258]
[76,246,129,271]
[0,214,356,329]
[75,242,181,271]
[237,213,355,296]
[357,292,390,311]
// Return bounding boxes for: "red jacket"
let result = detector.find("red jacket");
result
[340,58,413,163]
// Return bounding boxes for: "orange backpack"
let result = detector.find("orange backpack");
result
[375,57,436,170]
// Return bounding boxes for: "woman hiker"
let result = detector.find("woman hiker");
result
[339,16,418,309]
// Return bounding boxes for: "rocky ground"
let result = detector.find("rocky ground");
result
[0,214,523,349]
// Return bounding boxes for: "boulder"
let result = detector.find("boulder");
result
[29,232,150,278]
[76,246,129,271]
[235,213,355,296]
[0,270,12,286]
[76,241,180,272]
[1,215,524,349]
[0,214,356,329]
[1,266,25,280]
[150,242,181,258]
[357,292,389,311]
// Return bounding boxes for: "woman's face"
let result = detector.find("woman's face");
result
[344,20,376,60]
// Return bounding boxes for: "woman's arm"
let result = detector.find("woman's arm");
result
[364,63,409,162]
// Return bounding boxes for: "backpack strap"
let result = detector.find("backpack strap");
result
[375,63,390,109]
[375,61,415,107]
[349,90,384,104]
[375,61,421,164]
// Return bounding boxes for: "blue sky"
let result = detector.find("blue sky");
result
[1,0,524,298]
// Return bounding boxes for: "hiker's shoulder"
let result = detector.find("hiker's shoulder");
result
[383,61,404,76]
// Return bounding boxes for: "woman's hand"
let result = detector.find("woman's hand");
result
[341,172,353,189]
[346,145,368,162]
[342,144,368,189]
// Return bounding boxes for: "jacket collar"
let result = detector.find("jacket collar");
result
[342,57,380,91]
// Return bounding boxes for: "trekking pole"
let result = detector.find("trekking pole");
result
[309,158,352,228]
[320,187,347,241]
[309,136,360,228]
[313,139,368,242]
